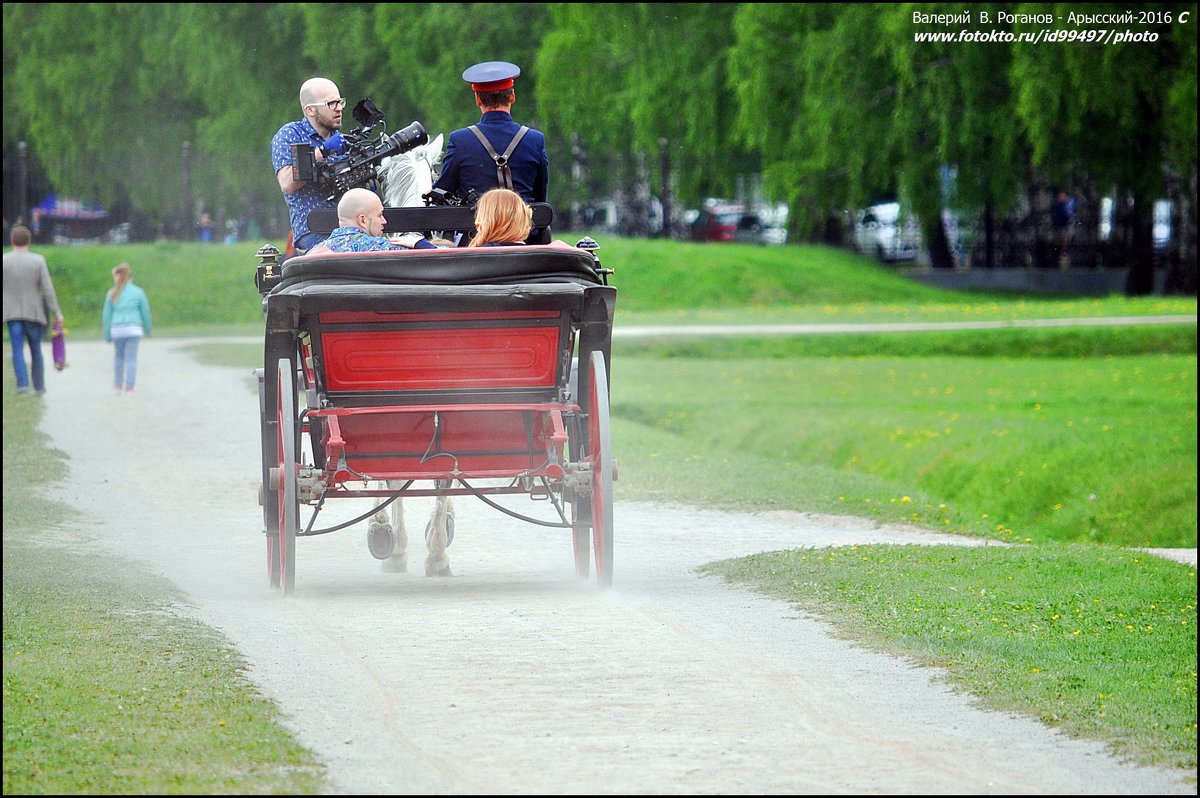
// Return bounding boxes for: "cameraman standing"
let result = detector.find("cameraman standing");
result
[270,76,350,254]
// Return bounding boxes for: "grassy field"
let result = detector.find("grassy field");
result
[16,238,1199,337]
[3,238,1196,789]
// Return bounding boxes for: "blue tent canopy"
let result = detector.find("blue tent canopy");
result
[31,193,110,242]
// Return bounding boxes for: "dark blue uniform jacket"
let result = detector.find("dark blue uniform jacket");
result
[434,111,548,203]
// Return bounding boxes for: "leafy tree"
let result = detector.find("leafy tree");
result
[370,5,550,147]
[887,3,1029,269]
[1012,2,1195,292]
[730,4,901,241]
[4,4,193,227]
[539,3,753,224]
[3,3,309,238]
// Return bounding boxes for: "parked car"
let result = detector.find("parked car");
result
[690,205,788,245]
[690,206,741,242]
[853,202,921,263]
[1098,196,1172,251]
[734,211,788,245]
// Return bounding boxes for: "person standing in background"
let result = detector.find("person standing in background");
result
[3,224,63,397]
[1051,190,1076,268]
[102,262,153,395]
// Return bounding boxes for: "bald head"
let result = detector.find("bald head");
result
[299,77,339,109]
[299,77,344,137]
[338,188,387,237]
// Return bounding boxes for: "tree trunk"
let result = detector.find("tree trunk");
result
[982,202,995,269]
[1124,191,1156,295]
[926,212,955,270]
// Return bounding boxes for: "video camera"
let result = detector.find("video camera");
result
[423,187,478,207]
[291,98,428,200]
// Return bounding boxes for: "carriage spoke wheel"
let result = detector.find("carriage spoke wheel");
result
[260,369,282,590]
[571,493,592,579]
[267,528,281,589]
[276,359,299,595]
[587,352,615,587]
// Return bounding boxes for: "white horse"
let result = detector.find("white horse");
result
[365,134,458,576]
[378,132,443,210]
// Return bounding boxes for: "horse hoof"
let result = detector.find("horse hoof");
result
[381,555,408,573]
[424,513,455,548]
[424,557,453,577]
[367,521,395,560]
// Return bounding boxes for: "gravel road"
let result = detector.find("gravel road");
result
[38,336,1196,795]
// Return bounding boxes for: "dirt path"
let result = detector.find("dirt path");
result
[38,338,1195,794]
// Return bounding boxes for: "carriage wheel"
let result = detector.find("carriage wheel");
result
[571,499,592,578]
[588,352,615,587]
[259,368,282,589]
[267,530,281,589]
[276,358,299,595]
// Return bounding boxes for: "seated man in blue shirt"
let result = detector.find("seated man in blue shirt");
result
[310,188,436,253]
[270,76,352,253]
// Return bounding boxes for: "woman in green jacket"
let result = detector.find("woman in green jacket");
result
[101,262,152,395]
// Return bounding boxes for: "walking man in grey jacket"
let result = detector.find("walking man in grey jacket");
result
[3,225,62,396]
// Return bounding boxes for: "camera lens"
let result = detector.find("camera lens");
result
[389,121,429,153]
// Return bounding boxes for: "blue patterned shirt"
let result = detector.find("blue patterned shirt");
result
[320,226,436,253]
[270,117,338,250]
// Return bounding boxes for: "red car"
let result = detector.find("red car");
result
[691,207,742,242]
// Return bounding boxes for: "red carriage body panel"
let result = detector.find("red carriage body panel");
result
[319,310,563,393]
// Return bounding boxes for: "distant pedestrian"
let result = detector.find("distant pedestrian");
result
[102,262,153,395]
[198,212,214,243]
[1051,190,1076,267]
[3,225,63,397]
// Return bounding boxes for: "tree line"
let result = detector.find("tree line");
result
[3,3,1195,292]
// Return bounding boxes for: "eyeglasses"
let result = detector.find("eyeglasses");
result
[307,98,346,111]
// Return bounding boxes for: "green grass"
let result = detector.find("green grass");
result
[614,323,1197,359]
[702,544,1197,768]
[8,240,1195,338]
[2,381,326,794]
[610,350,1196,548]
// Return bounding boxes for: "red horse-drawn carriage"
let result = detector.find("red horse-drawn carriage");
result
[255,204,616,594]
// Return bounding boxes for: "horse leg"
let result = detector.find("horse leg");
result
[424,479,455,577]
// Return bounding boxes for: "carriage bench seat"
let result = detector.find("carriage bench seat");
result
[273,242,603,290]
[263,244,615,408]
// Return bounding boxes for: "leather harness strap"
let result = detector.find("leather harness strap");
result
[467,124,530,190]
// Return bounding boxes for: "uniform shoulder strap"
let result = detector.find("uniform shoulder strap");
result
[467,124,530,190]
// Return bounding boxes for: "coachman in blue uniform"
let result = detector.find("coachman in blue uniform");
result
[433,61,549,206]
